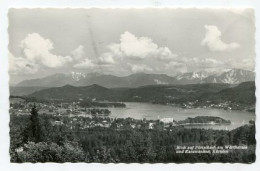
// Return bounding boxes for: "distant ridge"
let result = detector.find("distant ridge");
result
[15,69,254,89]
[27,84,112,100]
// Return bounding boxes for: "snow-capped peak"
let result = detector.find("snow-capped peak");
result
[153,79,169,85]
[71,72,86,81]
[220,69,254,84]
[176,71,209,80]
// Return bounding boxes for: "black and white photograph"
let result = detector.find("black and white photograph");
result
[8,8,256,163]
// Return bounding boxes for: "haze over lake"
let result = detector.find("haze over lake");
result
[106,102,255,130]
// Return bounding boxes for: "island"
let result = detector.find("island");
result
[176,116,231,125]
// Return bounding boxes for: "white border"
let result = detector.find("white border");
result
[0,0,259,171]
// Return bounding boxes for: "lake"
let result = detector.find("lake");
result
[106,102,255,130]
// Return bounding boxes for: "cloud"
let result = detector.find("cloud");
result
[165,61,187,73]
[183,57,223,68]
[9,53,39,75]
[128,63,153,73]
[72,47,116,69]
[73,49,116,68]
[98,52,116,64]
[71,31,177,74]
[227,58,255,71]
[95,31,230,75]
[71,45,85,62]
[102,31,177,61]
[73,31,176,70]
[201,25,240,52]
[240,58,255,70]
[107,43,123,57]
[73,58,97,69]
[164,57,225,74]
[20,33,73,68]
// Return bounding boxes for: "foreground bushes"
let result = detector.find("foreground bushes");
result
[14,141,87,163]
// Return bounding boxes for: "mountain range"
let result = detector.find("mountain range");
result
[26,81,255,107]
[14,69,254,89]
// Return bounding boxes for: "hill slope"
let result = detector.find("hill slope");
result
[27,82,255,108]
[201,81,255,105]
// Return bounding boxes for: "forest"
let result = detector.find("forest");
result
[10,106,256,163]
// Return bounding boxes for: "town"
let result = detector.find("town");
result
[10,96,234,131]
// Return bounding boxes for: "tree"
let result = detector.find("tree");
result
[92,146,119,163]
[30,104,42,143]
[216,135,230,146]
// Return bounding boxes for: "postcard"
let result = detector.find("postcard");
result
[8,8,256,164]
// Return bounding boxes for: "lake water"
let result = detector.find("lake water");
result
[107,102,255,130]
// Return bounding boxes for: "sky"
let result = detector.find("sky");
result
[8,8,255,84]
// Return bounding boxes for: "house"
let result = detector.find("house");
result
[160,118,174,123]
[149,122,154,129]
[51,120,64,126]
[130,123,136,128]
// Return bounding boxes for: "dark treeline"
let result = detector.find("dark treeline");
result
[10,95,48,103]
[10,109,255,163]
[10,95,126,108]
[79,100,126,108]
